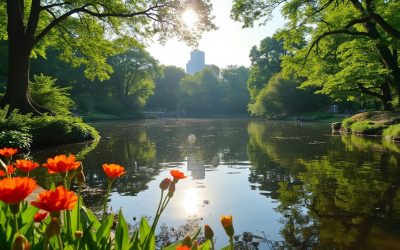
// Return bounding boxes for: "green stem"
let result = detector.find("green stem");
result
[211,240,215,250]
[155,190,164,218]
[102,181,112,221]
[77,186,82,230]
[229,236,233,250]
[44,237,50,250]
[57,233,64,250]
[13,213,19,234]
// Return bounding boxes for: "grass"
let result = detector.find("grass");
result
[349,120,387,135]
[383,124,400,142]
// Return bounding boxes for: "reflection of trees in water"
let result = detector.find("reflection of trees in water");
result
[247,122,400,248]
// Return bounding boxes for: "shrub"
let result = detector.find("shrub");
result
[383,124,400,142]
[0,130,32,150]
[0,107,31,133]
[350,121,386,135]
[30,74,75,115]
[29,115,99,146]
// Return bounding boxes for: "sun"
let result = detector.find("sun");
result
[182,9,199,29]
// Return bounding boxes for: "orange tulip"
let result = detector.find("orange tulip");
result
[42,154,80,174]
[176,246,190,250]
[0,147,18,157]
[170,169,186,181]
[31,186,78,212]
[34,211,48,222]
[15,159,39,172]
[0,177,37,204]
[220,215,234,238]
[102,164,126,180]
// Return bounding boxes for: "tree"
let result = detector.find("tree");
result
[247,36,285,103]
[232,0,400,109]
[0,0,215,114]
[220,65,249,114]
[108,46,160,110]
[147,66,186,112]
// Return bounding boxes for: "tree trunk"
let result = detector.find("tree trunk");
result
[0,0,52,115]
[381,82,392,111]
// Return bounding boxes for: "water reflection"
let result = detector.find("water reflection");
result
[31,119,400,248]
[247,122,400,249]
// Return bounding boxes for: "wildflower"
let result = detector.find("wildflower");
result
[0,177,37,205]
[34,211,48,222]
[15,159,39,173]
[0,147,18,157]
[159,178,171,190]
[102,164,126,181]
[42,154,80,174]
[170,169,186,181]
[31,186,78,212]
[220,215,234,238]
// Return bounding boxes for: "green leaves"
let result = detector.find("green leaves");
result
[115,210,130,250]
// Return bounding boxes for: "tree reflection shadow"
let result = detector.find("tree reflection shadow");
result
[247,122,400,249]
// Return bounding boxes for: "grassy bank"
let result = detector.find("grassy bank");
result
[340,111,400,141]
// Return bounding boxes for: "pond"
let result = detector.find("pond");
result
[30,118,400,249]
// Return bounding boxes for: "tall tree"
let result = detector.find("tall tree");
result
[0,0,215,114]
[147,65,186,112]
[232,0,400,109]
[108,46,160,110]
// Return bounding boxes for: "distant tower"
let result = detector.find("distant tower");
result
[186,49,205,75]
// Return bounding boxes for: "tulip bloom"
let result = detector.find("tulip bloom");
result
[176,245,190,250]
[34,211,48,222]
[15,159,39,173]
[42,154,80,174]
[0,147,18,157]
[221,215,234,238]
[102,164,126,180]
[31,186,78,212]
[0,177,37,204]
[170,169,186,181]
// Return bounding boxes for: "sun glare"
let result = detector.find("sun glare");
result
[182,188,199,215]
[182,9,199,29]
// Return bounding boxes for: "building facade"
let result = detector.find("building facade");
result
[186,49,205,75]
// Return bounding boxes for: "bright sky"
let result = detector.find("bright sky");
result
[147,0,285,69]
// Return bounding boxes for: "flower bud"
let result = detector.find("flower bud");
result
[10,203,20,214]
[45,217,61,238]
[220,215,234,238]
[76,169,86,186]
[12,234,30,250]
[168,182,175,197]
[159,178,171,190]
[204,224,214,240]
[182,235,192,247]
[75,231,84,239]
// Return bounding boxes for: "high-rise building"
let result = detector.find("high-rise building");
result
[186,49,205,75]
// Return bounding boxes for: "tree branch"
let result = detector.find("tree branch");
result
[25,0,41,41]
[356,83,383,99]
[371,13,400,40]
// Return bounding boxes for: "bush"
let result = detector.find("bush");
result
[350,121,386,135]
[0,107,31,132]
[383,124,400,142]
[29,115,99,146]
[30,74,75,115]
[341,118,355,131]
[0,130,32,150]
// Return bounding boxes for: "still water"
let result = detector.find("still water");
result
[31,119,400,249]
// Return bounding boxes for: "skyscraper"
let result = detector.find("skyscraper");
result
[186,49,205,75]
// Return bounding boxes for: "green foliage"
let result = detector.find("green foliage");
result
[147,66,186,112]
[30,74,74,115]
[349,121,386,135]
[0,131,32,150]
[0,107,31,133]
[29,115,99,146]
[248,73,328,117]
[383,124,400,142]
